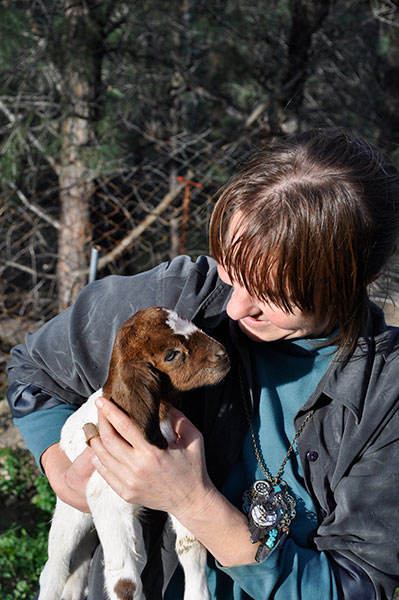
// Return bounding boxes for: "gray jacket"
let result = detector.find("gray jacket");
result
[7,255,399,599]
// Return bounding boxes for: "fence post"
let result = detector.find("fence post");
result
[89,247,99,283]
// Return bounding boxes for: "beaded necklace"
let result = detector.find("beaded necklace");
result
[239,368,314,562]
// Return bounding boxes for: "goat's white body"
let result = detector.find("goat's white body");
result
[39,389,210,600]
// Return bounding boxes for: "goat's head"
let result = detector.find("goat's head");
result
[102,307,230,448]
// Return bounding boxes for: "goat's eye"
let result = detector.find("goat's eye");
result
[164,349,180,362]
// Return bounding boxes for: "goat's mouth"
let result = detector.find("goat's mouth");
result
[201,362,231,380]
[176,362,230,390]
[210,360,230,372]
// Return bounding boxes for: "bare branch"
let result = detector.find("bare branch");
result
[245,103,267,128]
[75,174,191,277]
[370,0,399,28]
[3,260,57,280]
[194,86,244,121]
[5,181,60,230]
[0,99,60,175]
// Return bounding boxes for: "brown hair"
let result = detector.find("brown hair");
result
[209,127,399,354]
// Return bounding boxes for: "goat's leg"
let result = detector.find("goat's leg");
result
[59,526,98,600]
[86,472,146,600]
[169,515,210,600]
[39,499,95,600]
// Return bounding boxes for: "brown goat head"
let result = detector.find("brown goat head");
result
[102,307,230,449]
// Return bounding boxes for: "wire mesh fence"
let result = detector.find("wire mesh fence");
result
[1,121,399,379]
[0,127,262,353]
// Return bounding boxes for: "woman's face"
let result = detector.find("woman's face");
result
[217,263,329,343]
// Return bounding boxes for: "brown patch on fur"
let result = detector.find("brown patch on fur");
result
[102,307,230,448]
[114,578,136,600]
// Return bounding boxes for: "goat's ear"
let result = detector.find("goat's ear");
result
[103,362,168,450]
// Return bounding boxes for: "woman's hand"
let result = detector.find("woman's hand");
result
[41,442,96,513]
[89,397,259,567]
[88,397,216,520]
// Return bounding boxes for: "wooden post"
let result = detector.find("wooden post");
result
[177,176,202,254]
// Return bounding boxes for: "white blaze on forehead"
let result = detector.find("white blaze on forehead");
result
[165,309,199,339]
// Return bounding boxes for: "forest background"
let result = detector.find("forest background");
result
[0,1,399,598]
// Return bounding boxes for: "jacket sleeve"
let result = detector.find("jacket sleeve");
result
[217,538,340,600]
[299,353,399,600]
[6,255,225,460]
[7,255,223,412]
[7,268,166,409]
[313,405,399,600]
[216,535,377,600]
[13,403,78,470]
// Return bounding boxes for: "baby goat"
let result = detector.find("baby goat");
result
[38,307,230,600]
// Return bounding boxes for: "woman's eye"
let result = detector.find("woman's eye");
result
[164,349,180,362]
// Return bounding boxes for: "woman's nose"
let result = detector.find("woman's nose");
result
[226,286,257,321]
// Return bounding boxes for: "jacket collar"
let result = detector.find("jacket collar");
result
[195,278,396,424]
[226,299,395,424]
[299,302,394,422]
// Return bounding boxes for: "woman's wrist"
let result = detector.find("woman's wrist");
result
[172,482,259,567]
[41,443,92,513]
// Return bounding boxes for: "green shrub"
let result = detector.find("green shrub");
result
[0,448,55,600]
[1,448,398,600]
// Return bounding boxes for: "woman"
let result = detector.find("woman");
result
[7,127,399,599]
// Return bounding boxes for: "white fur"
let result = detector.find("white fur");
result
[38,389,210,600]
[165,309,199,339]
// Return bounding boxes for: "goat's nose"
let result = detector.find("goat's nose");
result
[215,348,227,359]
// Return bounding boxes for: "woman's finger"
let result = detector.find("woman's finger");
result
[88,412,162,506]
[90,451,133,501]
[95,396,147,447]
[71,445,96,480]
[168,406,203,448]
[89,414,132,472]
[88,430,138,503]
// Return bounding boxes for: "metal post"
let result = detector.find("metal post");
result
[89,247,99,283]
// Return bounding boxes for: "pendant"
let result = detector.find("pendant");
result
[242,480,296,562]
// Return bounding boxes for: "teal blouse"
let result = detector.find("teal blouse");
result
[166,336,339,599]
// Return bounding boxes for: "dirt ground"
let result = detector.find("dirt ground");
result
[0,349,25,450]
[0,396,25,450]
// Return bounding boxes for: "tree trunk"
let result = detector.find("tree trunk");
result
[280,0,330,112]
[378,29,399,154]
[57,0,104,310]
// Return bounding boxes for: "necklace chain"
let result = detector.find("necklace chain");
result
[238,361,314,562]
[239,365,314,484]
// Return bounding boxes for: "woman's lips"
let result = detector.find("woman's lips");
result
[240,316,271,327]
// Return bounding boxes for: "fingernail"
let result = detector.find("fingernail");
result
[95,397,104,409]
